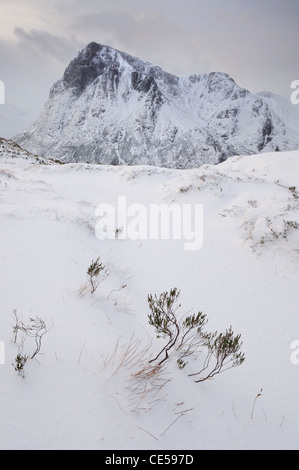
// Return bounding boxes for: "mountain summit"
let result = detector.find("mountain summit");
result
[14,42,299,168]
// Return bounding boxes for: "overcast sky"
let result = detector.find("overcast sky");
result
[0,0,298,116]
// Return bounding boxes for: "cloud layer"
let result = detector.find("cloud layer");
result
[0,0,298,116]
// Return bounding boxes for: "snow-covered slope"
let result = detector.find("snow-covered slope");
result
[0,148,299,450]
[258,91,299,149]
[0,104,36,139]
[14,42,295,168]
[0,137,46,162]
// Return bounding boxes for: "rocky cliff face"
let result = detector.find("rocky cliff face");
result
[15,42,295,168]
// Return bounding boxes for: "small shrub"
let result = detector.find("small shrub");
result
[189,326,245,383]
[13,353,29,378]
[284,219,299,230]
[12,310,52,377]
[12,312,50,360]
[87,257,108,294]
[147,289,245,383]
[115,227,124,239]
[289,186,299,199]
[177,358,187,370]
[148,288,182,366]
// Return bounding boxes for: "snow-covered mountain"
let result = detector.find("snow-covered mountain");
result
[14,42,298,168]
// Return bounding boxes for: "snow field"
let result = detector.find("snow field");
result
[0,150,299,449]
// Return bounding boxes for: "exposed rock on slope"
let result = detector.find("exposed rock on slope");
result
[0,137,50,163]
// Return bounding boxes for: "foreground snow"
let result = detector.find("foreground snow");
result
[0,149,299,450]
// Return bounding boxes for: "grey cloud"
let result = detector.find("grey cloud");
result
[0,0,298,118]
[0,29,81,115]
[14,27,80,64]
[69,10,211,77]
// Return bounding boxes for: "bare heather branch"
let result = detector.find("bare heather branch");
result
[87,256,108,294]
[11,310,53,376]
